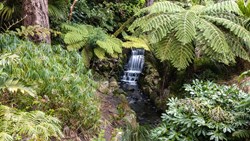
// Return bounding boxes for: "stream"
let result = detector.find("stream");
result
[121,84,162,125]
[120,48,161,125]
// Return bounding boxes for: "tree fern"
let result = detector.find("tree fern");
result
[62,23,122,62]
[122,36,150,51]
[129,0,250,70]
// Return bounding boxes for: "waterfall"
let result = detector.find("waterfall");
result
[121,48,145,85]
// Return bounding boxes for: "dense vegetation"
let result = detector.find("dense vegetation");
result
[0,0,250,141]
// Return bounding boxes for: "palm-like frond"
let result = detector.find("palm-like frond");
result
[129,0,250,69]
[173,11,197,44]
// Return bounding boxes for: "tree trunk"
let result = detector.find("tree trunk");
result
[146,0,154,6]
[22,0,50,43]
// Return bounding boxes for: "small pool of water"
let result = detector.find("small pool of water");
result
[121,84,162,125]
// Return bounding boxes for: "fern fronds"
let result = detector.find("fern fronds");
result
[232,129,250,139]
[122,36,150,51]
[173,11,197,44]
[202,0,242,15]
[197,18,230,54]
[202,15,250,48]
[0,79,36,97]
[145,1,185,14]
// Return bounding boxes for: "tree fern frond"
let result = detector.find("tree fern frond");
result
[94,48,105,60]
[145,1,185,14]
[202,0,242,15]
[170,42,195,70]
[226,35,250,61]
[129,14,158,32]
[106,37,122,53]
[202,15,250,48]
[155,37,175,61]
[143,14,172,33]
[150,23,173,43]
[48,5,64,19]
[232,129,250,139]
[64,32,87,45]
[123,36,150,51]
[197,18,230,54]
[96,40,114,55]
[0,132,13,141]
[173,11,197,44]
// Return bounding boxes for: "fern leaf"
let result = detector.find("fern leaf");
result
[202,15,250,48]
[0,79,36,97]
[170,42,195,70]
[64,32,87,44]
[96,40,114,54]
[202,0,242,15]
[173,11,197,44]
[145,1,185,14]
[0,132,13,141]
[155,37,175,61]
[107,37,122,53]
[226,34,250,61]
[94,48,105,60]
[123,36,150,51]
[233,129,250,138]
[197,18,230,54]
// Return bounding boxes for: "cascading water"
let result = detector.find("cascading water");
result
[120,48,161,125]
[121,48,145,85]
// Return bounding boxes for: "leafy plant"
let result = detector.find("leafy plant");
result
[0,105,63,141]
[62,23,122,67]
[151,80,250,141]
[0,33,101,133]
[129,1,250,70]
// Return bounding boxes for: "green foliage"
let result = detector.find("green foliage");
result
[151,80,250,141]
[62,23,122,66]
[72,0,141,32]
[122,36,150,51]
[0,34,101,132]
[0,105,63,141]
[129,0,250,70]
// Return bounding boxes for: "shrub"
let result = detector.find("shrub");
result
[151,80,250,141]
[0,33,101,132]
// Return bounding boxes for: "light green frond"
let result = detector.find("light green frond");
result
[61,24,88,34]
[195,31,235,64]
[232,129,250,139]
[129,14,158,32]
[145,1,185,14]
[106,37,123,53]
[150,23,172,43]
[96,40,114,55]
[0,79,36,97]
[170,42,195,70]
[0,132,13,141]
[197,18,230,54]
[143,14,172,33]
[0,53,19,67]
[122,36,150,51]
[94,48,105,60]
[64,32,87,45]
[173,11,197,44]
[155,37,195,70]
[226,35,250,61]
[48,5,64,19]
[202,15,250,48]
[202,0,242,15]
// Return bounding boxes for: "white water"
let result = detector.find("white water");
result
[121,49,145,85]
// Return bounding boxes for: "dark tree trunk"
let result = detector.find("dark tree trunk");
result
[146,0,154,6]
[22,0,50,43]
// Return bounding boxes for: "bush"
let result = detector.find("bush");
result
[151,80,250,141]
[0,34,101,132]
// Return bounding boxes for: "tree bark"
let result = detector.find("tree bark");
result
[146,0,154,7]
[22,0,50,43]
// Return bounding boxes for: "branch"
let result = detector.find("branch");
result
[68,0,78,21]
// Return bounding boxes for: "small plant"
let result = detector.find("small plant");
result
[61,23,122,67]
[151,80,250,141]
